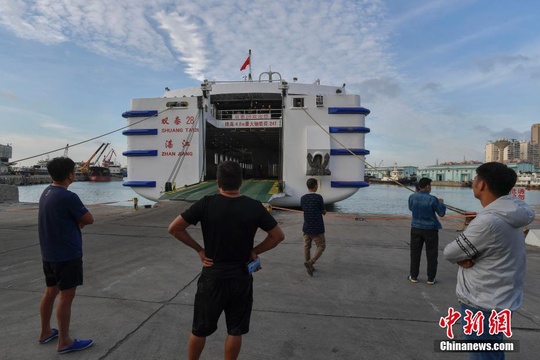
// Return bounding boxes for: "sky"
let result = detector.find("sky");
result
[1,0,540,168]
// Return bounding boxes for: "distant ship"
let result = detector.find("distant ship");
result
[79,143,124,182]
[122,70,371,206]
[87,166,111,182]
[101,160,124,180]
[31,159,49,175]
[369,163,416,185]
[516,172,540,189]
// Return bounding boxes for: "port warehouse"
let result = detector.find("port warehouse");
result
[367,162,538,183]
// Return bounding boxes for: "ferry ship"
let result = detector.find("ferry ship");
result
[122,71,371,206]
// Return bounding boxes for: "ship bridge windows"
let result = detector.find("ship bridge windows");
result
[293,98,304,108]
[211,94,282,120]
[316,95,324,107]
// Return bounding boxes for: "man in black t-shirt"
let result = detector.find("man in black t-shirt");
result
[301,178,326,276]
[168,161,285,360]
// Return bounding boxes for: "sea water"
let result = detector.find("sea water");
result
[17,182,540,216]
[17,181,156,208]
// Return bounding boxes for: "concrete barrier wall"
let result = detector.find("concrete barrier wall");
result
[0,184,18,203]
[0,175,51,203]
[0,175,51,186]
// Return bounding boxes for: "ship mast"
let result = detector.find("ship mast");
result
[247,49,252,81]
[241,49,252,81]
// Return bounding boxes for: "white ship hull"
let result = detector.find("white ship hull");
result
[122,74,371,206]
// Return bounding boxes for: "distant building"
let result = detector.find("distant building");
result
[0,143,13,174]
[485,137,539,167]
[417,162,482,183]
[417,161,536,183]
[485,142,501,162]
[531,123,540,167]
[531,123,540,145]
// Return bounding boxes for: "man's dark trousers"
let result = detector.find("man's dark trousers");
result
[410,228,438,281]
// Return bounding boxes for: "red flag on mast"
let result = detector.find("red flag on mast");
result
[240,56,250,71]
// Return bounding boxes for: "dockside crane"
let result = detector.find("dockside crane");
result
[94,143,110,165]
[102,148,117,166]
[80,143,107,174]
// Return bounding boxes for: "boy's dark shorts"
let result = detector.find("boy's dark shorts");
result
[42,258,83,291]
[192,270,253,337]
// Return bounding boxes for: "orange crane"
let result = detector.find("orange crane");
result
[80,143,108,174]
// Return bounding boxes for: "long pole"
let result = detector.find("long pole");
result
[248,49,252,81]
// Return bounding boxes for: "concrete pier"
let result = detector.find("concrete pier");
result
[1,201,539,359]
[0,174,51,186]
[0,184,18,203]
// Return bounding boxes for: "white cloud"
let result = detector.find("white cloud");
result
[154,10,209,80]
[0,0,392,81]
[0,0,176,69]
[0,0,394,83]
[0,90,18,99]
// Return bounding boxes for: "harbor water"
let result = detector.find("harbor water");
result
[17,181,156,208]
[17,182,540,215]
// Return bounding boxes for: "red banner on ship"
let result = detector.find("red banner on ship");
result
[240,56,250,71]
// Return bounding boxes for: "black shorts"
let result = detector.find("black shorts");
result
[42,258,83,291]
[192,270,253,337]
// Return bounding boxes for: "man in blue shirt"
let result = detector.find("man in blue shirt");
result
[408,177,446,284]
[38,157,94,354]
[301,178,326,276]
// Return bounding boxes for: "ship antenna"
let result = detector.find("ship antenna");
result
[248,49,252,81]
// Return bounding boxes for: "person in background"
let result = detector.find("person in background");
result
[38,157,95,354]
[408,177,446,284]
[444,162,534,360]
[301,178,326,276]
[168,161,285,360]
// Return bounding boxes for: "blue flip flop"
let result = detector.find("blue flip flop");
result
[57,339,94,354]
[39,328,59,344]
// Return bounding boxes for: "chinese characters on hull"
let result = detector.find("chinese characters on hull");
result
[161,115,198,157]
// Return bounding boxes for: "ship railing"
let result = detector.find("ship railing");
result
[207,74,283,84]
[216,109,282,120]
